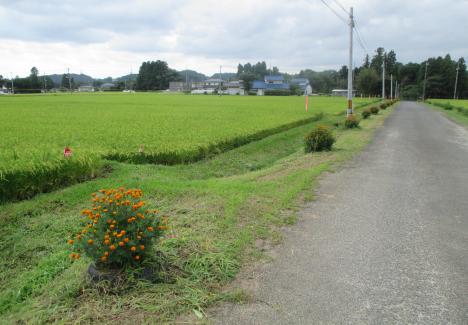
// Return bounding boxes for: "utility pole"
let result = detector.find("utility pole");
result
[219,65,222,96]
[43,73,47,92]
[68,68,72,93]
[454,60,460,100]
[347,7,354,116]
[10,72,14,94]
[422,62,428,101]
[390,74,393,100]
[382,59,385,99]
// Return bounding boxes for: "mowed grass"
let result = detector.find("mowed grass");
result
[0,97,395,324]
[426,99,468,126]
[0,93,376,201]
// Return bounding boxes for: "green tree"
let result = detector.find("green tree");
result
[356,68,379,96]
[136,60,178,90]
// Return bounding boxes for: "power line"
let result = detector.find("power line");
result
[354,21,369,55]
[319,0,347,24]
[331,0,348,15]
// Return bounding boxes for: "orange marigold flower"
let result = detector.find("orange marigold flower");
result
[68,239,74,245]
[134,255,141,261]
[91,193,97,197]
[104,251,109,256]
[110,245,116,250]
[88,239,94,245]
[76,235,82,240]
[101,256,107,262]
[70,253,76,259]
[118,241,125,247]
[140,245,145,250]
[158,225,168,230]
[130,246,137,252]
[110,225,115,230]
[103,209,108,213]
[147,226,154,232]
[75,254,81,260]
[120,230,126,235]
[104,239,110,245]
[124,238,129,243]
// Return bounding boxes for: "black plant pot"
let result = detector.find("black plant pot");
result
[87,264,124,283]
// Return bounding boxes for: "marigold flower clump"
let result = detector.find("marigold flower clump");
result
[68,187,168,267]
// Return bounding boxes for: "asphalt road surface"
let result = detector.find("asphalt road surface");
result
[213,102,468,324]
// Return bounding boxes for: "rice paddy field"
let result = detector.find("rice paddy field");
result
[0,93,376,201]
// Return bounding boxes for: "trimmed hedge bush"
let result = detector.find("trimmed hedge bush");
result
[370,106,379,115]
[361,110,371,119]
[304,125,335,152]
[344,115,360,128]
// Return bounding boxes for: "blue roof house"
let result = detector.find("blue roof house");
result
[251,75,289,95]
[291,78,313,95]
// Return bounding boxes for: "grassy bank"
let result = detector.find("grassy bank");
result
[426,99,468,126]
[0,102,395,324]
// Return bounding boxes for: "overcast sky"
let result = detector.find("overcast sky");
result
[0,0,467,78]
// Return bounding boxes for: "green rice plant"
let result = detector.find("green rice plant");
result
[0,155,104,202]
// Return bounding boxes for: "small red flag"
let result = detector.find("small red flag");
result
[63,147,72,157]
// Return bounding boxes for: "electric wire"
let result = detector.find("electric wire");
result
[319,0,347,24]
[331,0,348,15]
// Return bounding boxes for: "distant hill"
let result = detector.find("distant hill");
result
[47,73,94,86]
[210,72,237,80]
[177,70,207,82]
[114,74,138,82]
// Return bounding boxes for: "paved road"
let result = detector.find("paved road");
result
[213,102,468,324]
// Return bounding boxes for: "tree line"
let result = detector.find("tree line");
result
[2,51,466,98]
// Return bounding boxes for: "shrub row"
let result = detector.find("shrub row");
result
[0,155,105,203]
[105,113,325,165]
[361,99,398,120]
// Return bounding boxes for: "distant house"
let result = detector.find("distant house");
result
[190,78,224,94]
[0,86,10,95]
[78,85,94,92]
[251,75,289,96]
[100,83,115,91]
[291,78,312,95]
[223,80,244,95]
[188,78,244,95]
[169,82,189,92]
[332,89,356,97]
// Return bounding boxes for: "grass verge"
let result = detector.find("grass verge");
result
[0,103,394,324]
[425,100,468,126]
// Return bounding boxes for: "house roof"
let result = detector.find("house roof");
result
[252,81,266,89]
[205,78,223,83]
[101,83,115,88]
[251,80,289,90]
[291,78,309,85]
[265,75,284,82]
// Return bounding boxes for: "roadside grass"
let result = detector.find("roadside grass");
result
[0,103,394,324]
[426,99,468,126]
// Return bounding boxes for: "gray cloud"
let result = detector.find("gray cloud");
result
[0,0,467,77]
